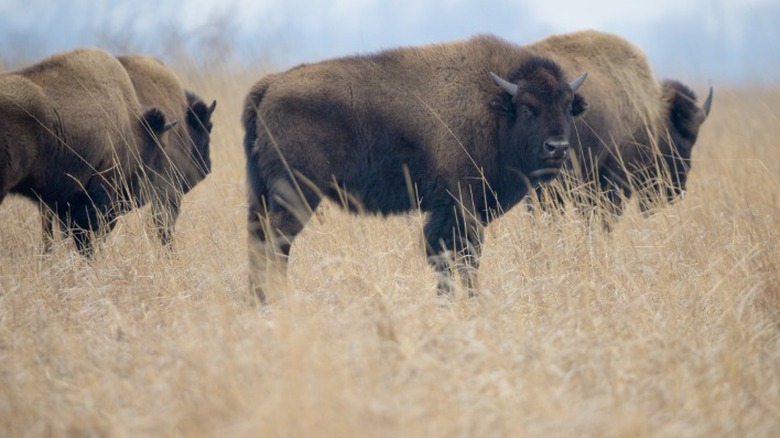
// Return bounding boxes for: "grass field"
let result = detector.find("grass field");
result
[1,64,779,437]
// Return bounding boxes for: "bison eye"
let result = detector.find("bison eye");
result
[519,104,534,118]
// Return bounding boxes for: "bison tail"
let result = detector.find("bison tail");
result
[242,79,274,203]
[241,79,273,159]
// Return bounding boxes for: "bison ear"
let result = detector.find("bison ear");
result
[571,93,588,117]
[187,98,216,133]
[141,107,173,146]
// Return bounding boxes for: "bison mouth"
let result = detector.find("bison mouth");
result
[528,158,566,180]
[527,167,562,179]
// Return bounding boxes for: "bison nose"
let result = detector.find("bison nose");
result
[543,138,569,160]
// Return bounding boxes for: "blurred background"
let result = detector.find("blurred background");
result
[0,0,777,84]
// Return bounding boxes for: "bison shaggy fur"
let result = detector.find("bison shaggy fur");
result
[242,34,589,302]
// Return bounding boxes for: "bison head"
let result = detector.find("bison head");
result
[111,106,175,209]
[138,107,176,175]
[490,56,588,186]
[185,91,216,180]
[639,81,712,213]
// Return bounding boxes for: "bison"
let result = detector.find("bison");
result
[116,55,216,247]
[0,48,174,256]
[242,34,589,302]
[527,30,712,225]
[37,55,216,251]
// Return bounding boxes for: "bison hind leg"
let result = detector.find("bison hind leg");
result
[424,204,484,299]
[247,176,321,304]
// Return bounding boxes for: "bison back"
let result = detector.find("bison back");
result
[19,48,147,188]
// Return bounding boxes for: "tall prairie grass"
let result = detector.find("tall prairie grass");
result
[0,62,778,437]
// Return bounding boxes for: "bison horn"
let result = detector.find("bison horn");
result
[207,100,217,117]
[489,71,518,97]
[162,120,178,133]
[569,72,588,92]
[702,86,713,118]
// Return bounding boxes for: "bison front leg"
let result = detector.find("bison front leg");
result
[65,186,116,258]
[65,204,99,258]
[40,206,57,253]
[247,178,320,304]
[593,170,630,232]
[151,190,182,248]
[424,205,484,298]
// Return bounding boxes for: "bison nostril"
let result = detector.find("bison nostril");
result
[543,140,569,158]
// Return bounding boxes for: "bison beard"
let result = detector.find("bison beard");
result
[242,35,588,302]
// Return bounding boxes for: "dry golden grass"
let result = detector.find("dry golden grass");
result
[1,65,779,437]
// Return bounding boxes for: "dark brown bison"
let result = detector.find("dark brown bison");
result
[116,55,216,246]
[242,34,589,302]
[0,48,173,256]
[527,30,712,224]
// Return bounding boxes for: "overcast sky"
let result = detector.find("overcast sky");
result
[0,0,777,83]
